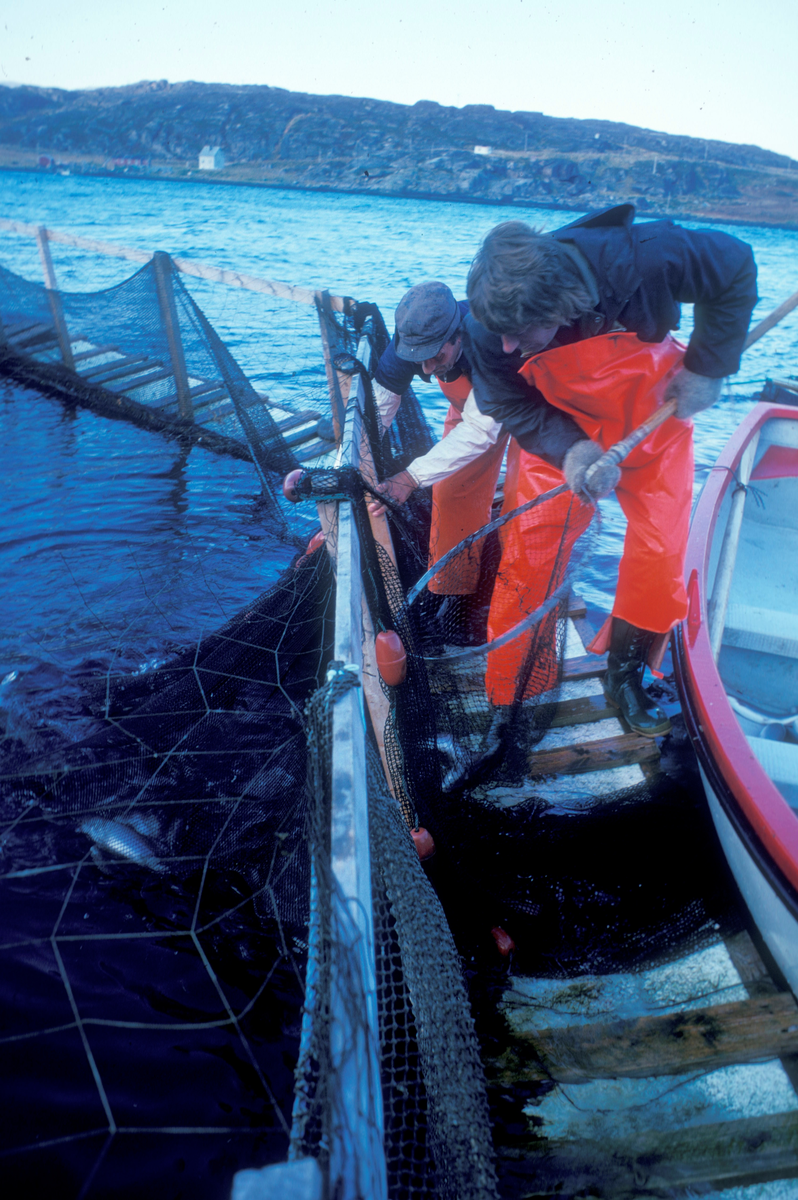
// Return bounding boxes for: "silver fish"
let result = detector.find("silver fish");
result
[79,816,165,873]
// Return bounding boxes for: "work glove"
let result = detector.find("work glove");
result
[563,440,621,503]
[366,469,418,517]
[665,368,723,420]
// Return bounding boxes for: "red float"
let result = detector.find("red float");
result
[375,630,407,686]
[490,927,515,956]
[306,530,326,556]
[411,827,436,861]
[283,469,305,502]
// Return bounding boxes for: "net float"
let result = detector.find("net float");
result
[306,530,326,555]
[283,469,306,502]
[411,827,436,861]
[490,927,515,956]
[375,630,407,685]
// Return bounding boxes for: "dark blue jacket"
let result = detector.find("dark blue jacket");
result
[375,299,471,393]
[464,204,758,465]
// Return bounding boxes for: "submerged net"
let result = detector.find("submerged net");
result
[0,253,741,1198]
[0,258,499,1199]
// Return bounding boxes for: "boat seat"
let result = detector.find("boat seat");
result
[746,736,798,809]
[722,603,798,661]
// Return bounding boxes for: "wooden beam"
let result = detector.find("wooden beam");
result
[562,652,608,682]
[316,289,350,443]
[527,729,659,777]
[107,368,175,393]
[78,352,151,379]
[566,596,587,620]
[282,420,323,449]
[295,437,337,462]
[8,325,59,350]
[549,694,616,728]
[274,408,322,432]
[151,251,193,420]
[35,225,75,369]
[457,692,617,733]
[497,1110,798,1198]
[71,344,120,362]
[493,991,798,1085]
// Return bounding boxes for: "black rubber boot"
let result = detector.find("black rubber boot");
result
[604,618,671,737]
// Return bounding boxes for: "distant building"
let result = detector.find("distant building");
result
[199,146,225,170]
[474,145,492,156]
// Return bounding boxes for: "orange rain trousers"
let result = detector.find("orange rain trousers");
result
[486,332,694,705]
[428,374,510,595]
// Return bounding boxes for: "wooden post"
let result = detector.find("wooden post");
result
[35,225,74,369]
[152,251,193,421]
[315,289,349,443]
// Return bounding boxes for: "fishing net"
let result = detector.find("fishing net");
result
[0,252,742,1199]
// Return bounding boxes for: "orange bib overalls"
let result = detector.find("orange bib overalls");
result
[486,333,693,703]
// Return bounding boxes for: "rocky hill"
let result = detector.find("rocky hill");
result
[2,79,797,227]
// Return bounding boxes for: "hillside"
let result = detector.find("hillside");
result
[1,80,797,227]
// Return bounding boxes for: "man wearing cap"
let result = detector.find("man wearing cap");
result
[372,281,509,612]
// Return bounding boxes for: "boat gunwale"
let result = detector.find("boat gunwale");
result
[676,400,798,900]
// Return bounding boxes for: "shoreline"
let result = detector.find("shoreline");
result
[3,163,797,234]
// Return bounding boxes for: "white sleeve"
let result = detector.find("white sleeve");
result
[406,391,504,487]
[373,383,403,432]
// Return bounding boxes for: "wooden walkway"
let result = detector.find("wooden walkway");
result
[0,222,350,469]
[454,605,798,1198]
[1,315,336,465]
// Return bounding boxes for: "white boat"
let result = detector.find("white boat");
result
[675,383,798,995]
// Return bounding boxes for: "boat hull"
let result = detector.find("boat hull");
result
[702,764,798,994]
[675,399,798,996]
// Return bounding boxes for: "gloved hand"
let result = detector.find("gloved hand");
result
[664,368,723,420]
[563,440,620,502]
[366,469,418,516]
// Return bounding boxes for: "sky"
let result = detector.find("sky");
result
[2,0,797,163]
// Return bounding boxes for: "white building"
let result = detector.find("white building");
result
[199,146,225,170]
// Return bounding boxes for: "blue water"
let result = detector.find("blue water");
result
[1,171,798,1195]
[2,170,797,661]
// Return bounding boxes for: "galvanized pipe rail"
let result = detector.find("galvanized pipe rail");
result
[324,334,387,1200]
[252,335,387,1200]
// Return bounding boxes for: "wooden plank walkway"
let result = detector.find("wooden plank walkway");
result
[0,223,348,470]
[457,604,798,1198]
[1,322,337,467]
